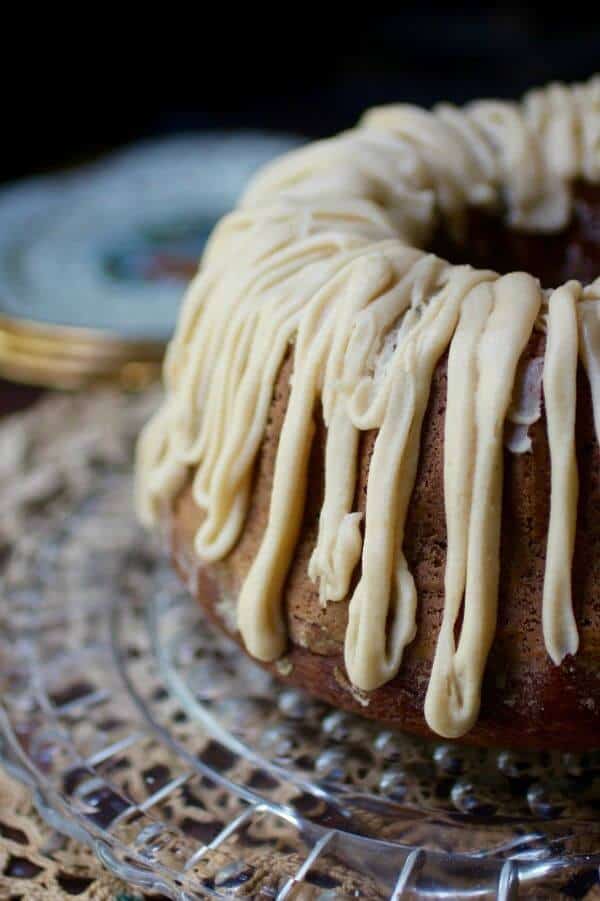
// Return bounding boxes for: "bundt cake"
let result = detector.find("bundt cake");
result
[136,77,600,750]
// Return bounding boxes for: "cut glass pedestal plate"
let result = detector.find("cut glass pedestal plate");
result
[1,390,600,899]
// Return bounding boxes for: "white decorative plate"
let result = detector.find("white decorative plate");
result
[0,134,301,341]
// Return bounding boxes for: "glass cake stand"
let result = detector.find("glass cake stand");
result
[1,390,600,899]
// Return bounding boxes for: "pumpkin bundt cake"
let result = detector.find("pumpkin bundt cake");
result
[137,77,600,750]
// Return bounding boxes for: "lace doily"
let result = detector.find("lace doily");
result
[0,391,382,899]
[1,389,600,899]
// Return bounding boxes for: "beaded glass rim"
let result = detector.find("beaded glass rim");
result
[1,390,600,899]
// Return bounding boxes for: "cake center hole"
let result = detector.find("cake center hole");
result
[430,181,600,289]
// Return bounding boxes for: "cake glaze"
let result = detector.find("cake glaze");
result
[137,78,600,742]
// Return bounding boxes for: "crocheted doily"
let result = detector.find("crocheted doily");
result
[2,389,600,900]
[0,391,382,900]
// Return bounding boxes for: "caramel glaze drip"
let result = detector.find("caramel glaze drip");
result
[136,77,600,741]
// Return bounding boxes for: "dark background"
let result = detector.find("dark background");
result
[4,9,600,185]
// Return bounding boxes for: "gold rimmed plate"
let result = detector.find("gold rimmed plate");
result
[0,133,302,387]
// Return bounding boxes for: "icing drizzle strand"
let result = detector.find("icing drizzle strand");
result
[136,77,600,739]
